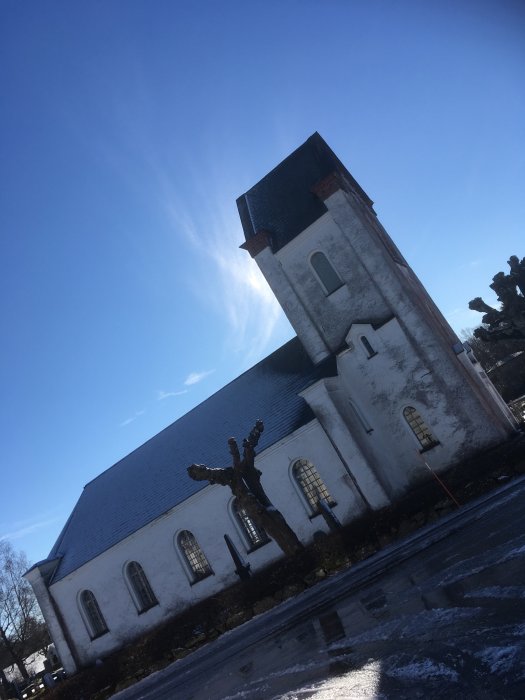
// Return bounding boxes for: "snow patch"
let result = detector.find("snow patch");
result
[387,658,459,682]
[330,607,480,648]
[437,535,525,587]
[465,586,525,599]
[274,661,383,699]
[474,645,521,675]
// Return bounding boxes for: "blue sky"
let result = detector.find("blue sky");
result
[1,0,524,565]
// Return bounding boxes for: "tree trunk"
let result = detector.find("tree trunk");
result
[239,494,303,556]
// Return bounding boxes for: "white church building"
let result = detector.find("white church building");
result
[26,134,516,674]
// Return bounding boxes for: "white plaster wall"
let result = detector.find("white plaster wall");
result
[274,213,390,354]
[258,186,513,457]
[253,245,330,364]
[46,421,358,667]
[298,379,390,510]
[338,317,506,489]
[25,564,77,674]
[324,187,515,443]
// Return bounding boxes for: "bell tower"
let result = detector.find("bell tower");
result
[237,132,441,364]
[237,133,516,458]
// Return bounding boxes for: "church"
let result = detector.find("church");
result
[25,134,517,674]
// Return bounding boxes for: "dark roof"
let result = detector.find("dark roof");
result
[237,132,373,252]
[47,338,336,582]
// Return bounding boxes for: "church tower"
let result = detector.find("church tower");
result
[238,133,516,494]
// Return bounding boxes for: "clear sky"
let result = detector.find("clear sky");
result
[1,0,524,565]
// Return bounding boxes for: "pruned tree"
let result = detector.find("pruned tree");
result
[469,255,525,341]
[0,541,45,680]
[188,420,303,556]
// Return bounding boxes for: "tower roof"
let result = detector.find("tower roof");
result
[237,132,373,252]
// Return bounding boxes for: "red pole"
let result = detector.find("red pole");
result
[417,451,461,508]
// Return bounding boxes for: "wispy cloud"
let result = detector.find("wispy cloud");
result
[1,515,61,543]
[157,389,188,401]
[184,370,214,386]
[154,160,285,367]
[95,114,287,367]
[119,409,145,427]
[457,258,482,271]
[446,307,482,335]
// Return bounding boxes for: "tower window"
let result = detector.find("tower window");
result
[125,561,158,613]
[403,406,439,451]
[310,252,343,295]
[292,458,334,514]
[177,530,213,582]
[360,335,377,358]
[79,590,108,639]
[233,499,269,550]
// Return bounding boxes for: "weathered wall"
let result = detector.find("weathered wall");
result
[253,188,516,467]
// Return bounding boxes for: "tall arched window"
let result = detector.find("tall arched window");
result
[403,406,439,450]
[292,459,334,514]
[177,530,212,582]
[233,499,269,550]
[310,252,343,295]
[125,561,157,613]
[79,590,108,639]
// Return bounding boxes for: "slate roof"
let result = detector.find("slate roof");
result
[237,132,373,252]
[47,337,336,583]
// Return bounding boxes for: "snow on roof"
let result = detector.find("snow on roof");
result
[47,337,335,582]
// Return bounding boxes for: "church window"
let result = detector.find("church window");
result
[177,530,213,582]
[233,499,269,550]
[360,335,377,358]
[125,561,158,613]
[292,459,334,514]
[79,590,108,639]
[310,252,343,295]
[403,406,439,451]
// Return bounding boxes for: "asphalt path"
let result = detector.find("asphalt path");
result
[112,476,525,699]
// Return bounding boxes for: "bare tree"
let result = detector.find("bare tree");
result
[188,420,303,556]
[469,255,525,341]
[0,541,43,680]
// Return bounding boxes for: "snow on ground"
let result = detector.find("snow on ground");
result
[474,645,523,676]
[267,661,383,700]
[386,658,459,682]
[436,533,525,587]
[329,606,481,647]
[466,586,525,599]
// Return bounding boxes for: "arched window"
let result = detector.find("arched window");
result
[310,252,343,295]
[79,590,108,639]
[125,561,157,613]
[177,530,212,582]
[233,499,269,550]
[403,406,439,451]
[360,335,377,358]
[292,459,334,514]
